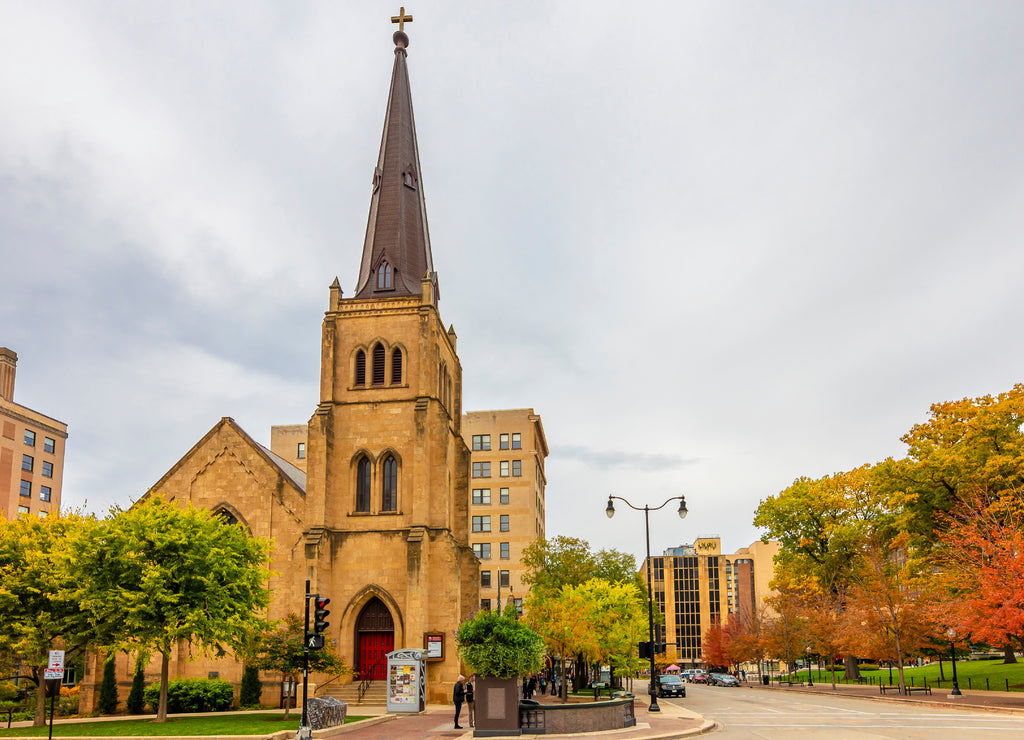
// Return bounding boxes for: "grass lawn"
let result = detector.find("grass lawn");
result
[0,713,370,737]
[787,659,1024,692]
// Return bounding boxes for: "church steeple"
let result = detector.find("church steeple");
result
[354,13,437,302]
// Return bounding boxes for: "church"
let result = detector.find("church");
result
[82,13,485,708]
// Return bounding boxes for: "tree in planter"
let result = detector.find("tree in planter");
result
[456,605,545,679]
[125,659,146,715]
[97,657,118,714]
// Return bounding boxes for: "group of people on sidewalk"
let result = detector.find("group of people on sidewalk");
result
[452,674,475,729]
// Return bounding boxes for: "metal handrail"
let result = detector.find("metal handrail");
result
[357,674,374,703]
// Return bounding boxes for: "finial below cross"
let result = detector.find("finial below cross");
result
[391,7,413,33]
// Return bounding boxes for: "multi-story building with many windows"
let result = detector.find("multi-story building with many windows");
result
[645,537,779,666]
[462,409,548,615]
[0,347,68,519]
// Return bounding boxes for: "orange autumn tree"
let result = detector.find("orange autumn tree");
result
[935,486,1024,658]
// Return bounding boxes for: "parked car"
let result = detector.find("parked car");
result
[657,674,687,698]
[689,671,708,684]
[709,673,740,687]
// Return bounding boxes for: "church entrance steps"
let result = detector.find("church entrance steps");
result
[320,680,388,705]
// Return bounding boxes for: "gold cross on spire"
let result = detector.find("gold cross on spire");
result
[391,7,413,32]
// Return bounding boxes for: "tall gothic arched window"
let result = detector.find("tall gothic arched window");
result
[391,348,403,385]
[372,343,386,386]
[356,457,372,512]
[355,350,367,387]
[382,455,397,512]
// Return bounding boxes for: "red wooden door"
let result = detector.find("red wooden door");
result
[359,631,394,680]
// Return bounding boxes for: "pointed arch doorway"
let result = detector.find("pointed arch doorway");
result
[356,597,394,680]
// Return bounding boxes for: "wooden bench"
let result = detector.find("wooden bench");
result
[879,685,899,695]
[904,686,932,696]
[779,680,804,687]
[855,676,869,684]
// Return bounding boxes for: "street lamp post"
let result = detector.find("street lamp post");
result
[606,493,688,713]
[948,629,962,696]
[806,647,813,687]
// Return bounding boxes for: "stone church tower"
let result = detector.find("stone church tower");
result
[80,19,479,710]
[302,21,479,699]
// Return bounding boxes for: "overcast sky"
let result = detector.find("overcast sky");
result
[2,1,1022,566]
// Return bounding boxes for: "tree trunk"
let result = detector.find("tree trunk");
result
[157,650,170,722]
[843,654,860,680]
[895,633,906,693]
[1003,644,1018,664]
[938,655,945,681]
[33,666,46,727]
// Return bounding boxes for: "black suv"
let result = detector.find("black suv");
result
[657,674,687,698]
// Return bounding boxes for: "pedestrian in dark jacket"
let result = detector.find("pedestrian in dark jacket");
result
[453,675,466,729]
[527,675,537,698]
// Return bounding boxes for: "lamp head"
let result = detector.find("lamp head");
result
[677,496,688,519]
[948,628,955,640]
[605,496,615,519]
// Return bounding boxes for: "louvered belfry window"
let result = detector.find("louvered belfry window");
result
[355,350,366,386]
[372,344,386,385]
[382,455,397,511]
[391,348,403,385]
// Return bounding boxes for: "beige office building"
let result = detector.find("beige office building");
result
[645,537,778,666]
[461,409,548,614]
[0,348,68,520]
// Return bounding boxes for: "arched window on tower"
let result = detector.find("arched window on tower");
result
[372,343,386,386]
[391,348,403,385]
[382,455,397,512]
[377,261,393,290]
[355,350,367,387]
[356,457,372,512]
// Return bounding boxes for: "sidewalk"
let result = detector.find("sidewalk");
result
[743,676,1024,714]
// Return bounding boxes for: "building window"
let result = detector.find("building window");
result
[377,260,393,289]
[40,486,51,502]
[481,571,491,588]
[38,510,48,519]
[500,488,510,504]
[22,455,33,472]
[41,461,53,478]
[20,480,31,498]
[24,429,35,446]
[512,460,521,477]
[499,433,509,450]
[472,488,491,505]
[472,462,491,478]
[500,542,510,559]
[499,570,510,588]
[473,543,491,560]
[513,598,523,615]
[512,433,521,450]
[499,461,509,477]
[356,457,371,512]
[472,516,491,533]
[391,348,403,385]
[472,434,490,451]
[372,343,386,385]
[381,455,398,512]
[297,443,306,459]
[17,505,29,518]
[44,437,55,454]
[354,350,366,386]
[500,514,509,532]
[480,598,491,611]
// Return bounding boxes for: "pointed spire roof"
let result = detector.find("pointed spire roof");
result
[354,24,437,302]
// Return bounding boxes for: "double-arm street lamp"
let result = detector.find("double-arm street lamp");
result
[605,494,688,713]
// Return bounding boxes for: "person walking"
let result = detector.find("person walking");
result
[453,675,466,729]
[465,674,476,728]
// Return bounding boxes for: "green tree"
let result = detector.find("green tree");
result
[457,605,545,679]
[0,511,99,725]
[98,657,118,714]
[246,613,350,719]
[125,659,146,715]
[239,665,262,709]
[73,497,272,722]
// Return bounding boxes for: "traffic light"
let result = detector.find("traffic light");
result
[314,597,331,635]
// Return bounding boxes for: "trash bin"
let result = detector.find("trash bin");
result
[762,675,770,685]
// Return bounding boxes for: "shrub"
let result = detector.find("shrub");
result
[143,678,234,713]
[239,665,262,709]
[456,604,545,678]
[858,663,880,671]
[126,661,146,715]
[98,658,118,714]
[0,682,21,703]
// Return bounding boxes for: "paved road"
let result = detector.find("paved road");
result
[665,683,1024,738]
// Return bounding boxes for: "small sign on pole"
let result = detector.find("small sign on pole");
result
[45,650,64,680]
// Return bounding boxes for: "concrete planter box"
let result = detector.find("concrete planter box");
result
[474,676,521,737]
[519,696,636,735]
